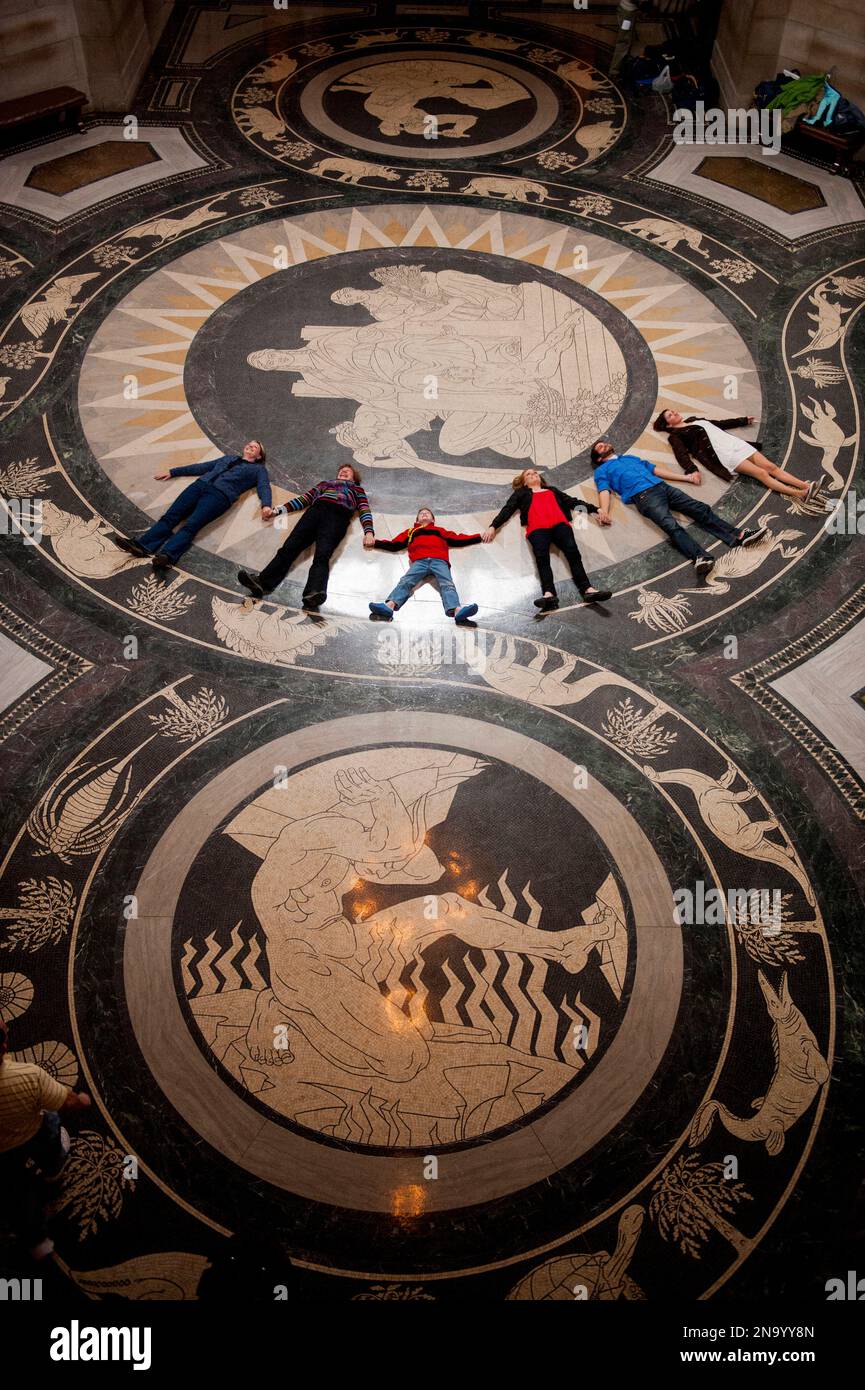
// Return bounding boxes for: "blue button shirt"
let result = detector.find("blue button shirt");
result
[593,453,660,504]
[169,455,272,508]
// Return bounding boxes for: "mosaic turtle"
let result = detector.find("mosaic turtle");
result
[506,1205,645,1300]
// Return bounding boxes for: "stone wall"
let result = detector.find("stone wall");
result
[0,0,172,110]
[713,0,865,115]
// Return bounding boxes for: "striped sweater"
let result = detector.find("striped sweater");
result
[273,479,374,532]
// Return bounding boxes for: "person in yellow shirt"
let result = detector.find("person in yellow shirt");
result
[0,1018,91,1258]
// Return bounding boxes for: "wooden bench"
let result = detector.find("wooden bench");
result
[785,116,865,177]
[0,87,87,144]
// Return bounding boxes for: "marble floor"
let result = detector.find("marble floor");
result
[0,0,863,1308]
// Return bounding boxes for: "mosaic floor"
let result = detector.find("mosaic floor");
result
[1,2,863,1305]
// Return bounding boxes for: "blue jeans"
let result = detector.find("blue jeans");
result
[633,483,740,560]
[0,1111,65,1246]
[387,557,461,612]
[138,481,231,562]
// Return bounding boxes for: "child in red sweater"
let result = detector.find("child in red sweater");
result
[370,507,481,623]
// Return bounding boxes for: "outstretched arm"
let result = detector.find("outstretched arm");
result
[489,486,522,533]
[653,463,701,485]
[440,529,483,547]
[374,529,409,552]
[668,432,700,475]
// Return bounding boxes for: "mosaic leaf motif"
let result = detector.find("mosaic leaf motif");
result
[52,1130,136,1241]
[0,877,76,953]
[602,697,678,759]
[148,686,228,744]
[650,1155,753,1260]
[0,457,55,494]
[128,574,196,621]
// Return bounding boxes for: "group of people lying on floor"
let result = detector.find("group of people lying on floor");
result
[110,415,823,618]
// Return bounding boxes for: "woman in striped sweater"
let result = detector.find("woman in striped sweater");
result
[238,464,375,608]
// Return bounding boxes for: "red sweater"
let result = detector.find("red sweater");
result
[374,525,482,564]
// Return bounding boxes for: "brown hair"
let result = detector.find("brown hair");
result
[652,411,673,433]
[415,506,435,523]
[337,463,362,484]
[248,440,266,462]
[512,468,547,490]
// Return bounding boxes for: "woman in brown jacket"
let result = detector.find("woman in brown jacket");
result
[654,410,819,501]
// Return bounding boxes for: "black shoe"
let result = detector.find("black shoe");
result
[302,591,326,610]
[736,526,768,548]
[237,569,265,598]
[693,556,715,577]
[151,551,173,570]
[533,596,559,611]
[110,534,148,558]
[581,587,612,603]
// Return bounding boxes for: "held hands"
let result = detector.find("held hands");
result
[685,471,702,486]
[363,532,376,549]
[482,527,496,543]
[595,510,612,527]
[261,506,275,520]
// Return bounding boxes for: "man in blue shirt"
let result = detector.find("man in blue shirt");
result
[111,440,273,569]
[590,438,765,577]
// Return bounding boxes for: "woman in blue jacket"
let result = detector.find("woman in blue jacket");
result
[111,440,272,569]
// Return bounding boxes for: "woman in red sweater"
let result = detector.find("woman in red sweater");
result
[483,467,612,611]
[369,507,481,623]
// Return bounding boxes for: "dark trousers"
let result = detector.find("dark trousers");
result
[138,481,231,562]
[633,483,740,560]
[258,500,351,597]
[528,522,590,597]
[0,1112,65,1247]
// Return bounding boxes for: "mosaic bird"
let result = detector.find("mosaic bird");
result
[20,274,98,338]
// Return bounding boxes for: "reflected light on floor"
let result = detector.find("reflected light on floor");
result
[390,1184,428,1220]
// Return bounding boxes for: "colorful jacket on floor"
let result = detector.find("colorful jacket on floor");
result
[273,479,374,532]
[374,525,482,564]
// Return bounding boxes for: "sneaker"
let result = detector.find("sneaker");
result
[581,587,612,604]
[110,534,148,558]
[237,569,265,598]
[302,591,326,610]
[151,551,173,570]
[454,603,478,624]
[369,601,394,621]
[806,477,824,502]
[736,526,768,548]
[533,596,559,611]
[693,556,715,577]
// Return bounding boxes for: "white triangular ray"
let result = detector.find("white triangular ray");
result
[454,212,507,254]
[160,270,248,306]
[343,207,397,251]
[634,321,729,350]
[219,239,284,283]
[101,412,211,458]
[118,305,207,339]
